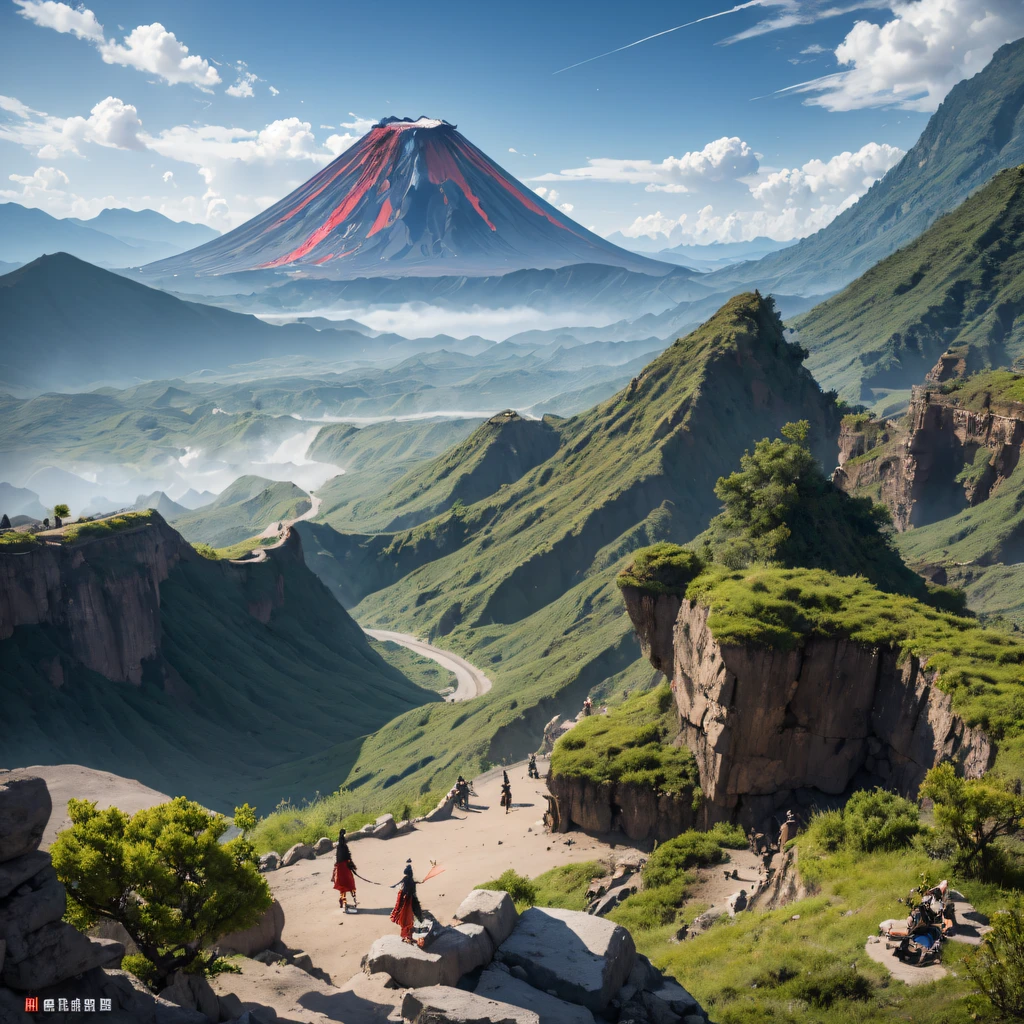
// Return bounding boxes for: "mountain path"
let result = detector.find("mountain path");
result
[232,492,322,562]
[363,629,492,701]
[263,758,629,986]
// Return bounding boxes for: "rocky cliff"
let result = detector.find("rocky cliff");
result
[622,587,993,826]
[834,371,1024,532]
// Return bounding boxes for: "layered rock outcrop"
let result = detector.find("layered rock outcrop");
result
[834,378,1024,531]
[623,590,993,825]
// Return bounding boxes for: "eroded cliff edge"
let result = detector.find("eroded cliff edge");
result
[622,586,994,826]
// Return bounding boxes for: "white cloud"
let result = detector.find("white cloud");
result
[99,23,221,90]
[269,86,280,96]
[227,72,257,98]
[8,165,69,189]
[558,202,574,213]
[13,0,104,41]
[800,43,827,54]
[620,140,904,243]
[0,93,144,155]
[782,0,1024,112]
[535,187,574,215]
[0,164,111,218]
[509,147,518,153]
[533,136,758,190]
[162,170,175,184]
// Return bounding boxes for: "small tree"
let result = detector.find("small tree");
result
[53,503,70,524]
[919,763,1024,878]
[51,797,271,988]
[964,897,1024,1018]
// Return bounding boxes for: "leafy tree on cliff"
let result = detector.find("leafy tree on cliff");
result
[920,763,1024,878]
[53,503,70,524]
[51,796,271,988]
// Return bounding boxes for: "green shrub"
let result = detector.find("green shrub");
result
[478,869,537,910]
[965,896,1024,1018]
[0,531,39,550]
[644,829,732,888]
[617,543,704,596]
[63,511,153,544]
[193,542,220,560]
[804,790,921,855]
[792,968,872,1008]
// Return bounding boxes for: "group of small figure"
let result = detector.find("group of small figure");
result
[329,828,430,944]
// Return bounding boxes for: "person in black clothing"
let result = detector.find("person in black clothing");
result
[390,860,423,942]
[527,755,540,779]
[500,770,512,814]
[331,828,357,912]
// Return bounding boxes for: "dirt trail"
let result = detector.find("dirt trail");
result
[362,629,493,700]
[232,492,322,563]
[266,759,637,983]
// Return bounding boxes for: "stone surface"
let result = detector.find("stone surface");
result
[2,923,123,990]
[366,933,461,988]
[0,773,52,862]
[373,814,397,839]
[495,907,635,1012]
[452,889,519,948]
[475,966,595,1024]
[0,849,50,899]
[429,923,494,978]
[281,843,315,867]
[403,985,540,1024]
[160,969,221,1021]
[864,934,947,985]
[313,836,334,856]
[423,796,456,823]
[212,899,285,957]
[625,593,994,825]
[0,864,67,944]
[258,851,280,872]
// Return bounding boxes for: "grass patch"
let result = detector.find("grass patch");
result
[617,543,704,596]
[550,683,700,796]
[0,530,40,550]
[478,861,608,914]
[62,510,154,543]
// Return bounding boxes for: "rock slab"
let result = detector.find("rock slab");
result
[495,907,635,1013]
[366,934,461,988]
[403,985,540,1024]
[0,773,51,862]
[475,966,595,1024]
[281,842,314,867]
[452,890,519,948]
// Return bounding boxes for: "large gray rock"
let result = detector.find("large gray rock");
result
[423,796,456,822]
[429,923,493,978]
[366,934,460,988]
[212,899,285,957]
[258,851,280,872]
[313,836,334,856]
[0,849,50,899]
[0,773,51,862]
[2,923,123,990]
[160,969,221,1021]
[372,814,396,839]
[475,966,595,1024]
[452,890,518,948]
[281,843,314,867]
[495,907,635,1013]
[0,864,67,943]
[402,985,540,1024]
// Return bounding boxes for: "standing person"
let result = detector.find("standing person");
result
[331,828,358,913]
[582,697,593,717]
[527,754,539,779]
[390,860,422,944]
[456,776,470,810]
[500,771,512,814]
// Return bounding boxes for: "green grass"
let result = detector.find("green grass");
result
[793,165,1024,403]
[478,862,606,913]
[938,369,1024,414]
[0,530,39,549]
[366,638,457,693]
[550,684,700,796]
[62,510,154,543]
[617,543,704,596]
[685,565,1024,777]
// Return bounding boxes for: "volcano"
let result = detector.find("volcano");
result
[142,117,671,280]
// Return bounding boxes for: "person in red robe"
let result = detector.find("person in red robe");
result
[390,860,422,943]
[331,828,357,912]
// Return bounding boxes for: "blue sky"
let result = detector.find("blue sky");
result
[2,0,1023,243]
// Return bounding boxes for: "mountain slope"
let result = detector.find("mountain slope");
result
[0,514,437,811]
[298,292,841,806]
[142,116,672,280]
[0,254,371,392]
[169,475,311,547]
[709,37,1024,297]
[0,203,141,266]
[792,164,1024,403]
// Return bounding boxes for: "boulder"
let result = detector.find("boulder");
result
[259,852,280,872]
[648,978,703,1019]
[2,924,123,990]
[402,985,540,1024]
[619,990,681,1024]
[452,890,518,948]
[475,966,595,1024]
[89,919,140,957]
[395,820,415,836]
[366,934,460,988]
[0,773,51,862]
[160,970,221,1022]
[429,923,494,978]
[0,849,50,899]
[423,796,456,822]
[372,814,397,839]
[212,900,285,957]
[313,837,334,856]
[281,843,314,867]
[495,907,635,1013]
[0,864,67,942]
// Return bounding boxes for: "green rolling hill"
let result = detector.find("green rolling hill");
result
[793,165,1024,406]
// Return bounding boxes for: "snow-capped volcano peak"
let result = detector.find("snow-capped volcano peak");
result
[142,118,671,280]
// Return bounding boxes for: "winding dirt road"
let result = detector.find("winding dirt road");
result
[362,629,493,701]
[232,493,322,562]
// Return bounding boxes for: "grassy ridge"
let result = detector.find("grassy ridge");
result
[793,165,1024,405]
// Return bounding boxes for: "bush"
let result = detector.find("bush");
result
[478,869,537,910]
[804,790,921,855]
[965,897,1024,1018]
[644,826,739,889]
[792,968,872,1008]
[51,797,271,988]
[617,543,704,596]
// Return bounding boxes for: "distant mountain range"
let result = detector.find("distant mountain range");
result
[141,116,672,282]
[707,37,1024,297]
[0,203,218,268]
[606,234,796,271]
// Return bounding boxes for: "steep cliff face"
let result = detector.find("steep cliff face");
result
[622,587,993,826]
[834,376,1024,532]
[0,515,437,811]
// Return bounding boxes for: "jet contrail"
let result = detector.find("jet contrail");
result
[553,0,769,75]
